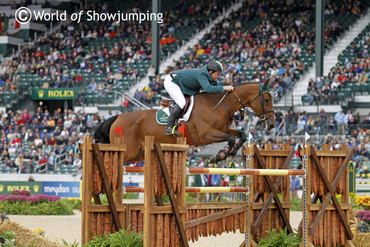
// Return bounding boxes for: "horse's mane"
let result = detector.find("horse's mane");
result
[233,82,259,87]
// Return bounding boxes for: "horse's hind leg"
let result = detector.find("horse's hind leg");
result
[132,148,144,163]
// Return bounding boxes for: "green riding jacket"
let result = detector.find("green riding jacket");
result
[169,65,224,95]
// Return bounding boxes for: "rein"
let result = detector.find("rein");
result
[213,91,229,111]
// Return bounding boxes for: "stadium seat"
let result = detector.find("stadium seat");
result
[354,83,363,95]
[342,87,353,99]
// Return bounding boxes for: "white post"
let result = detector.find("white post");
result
[245,132,253,247]
[302,136,309,247]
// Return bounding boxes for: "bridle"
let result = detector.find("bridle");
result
[213,87,274,132]
[231,90,275,122]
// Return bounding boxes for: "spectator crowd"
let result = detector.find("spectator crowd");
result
[135,0,365,105]
[0,107,110,174]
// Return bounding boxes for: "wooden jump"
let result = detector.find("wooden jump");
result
[124,166,306,176]
[80,136,354,247]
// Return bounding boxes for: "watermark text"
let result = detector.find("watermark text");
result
[15,8,163,24]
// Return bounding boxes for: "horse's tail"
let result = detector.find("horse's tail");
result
[93,115,118,143]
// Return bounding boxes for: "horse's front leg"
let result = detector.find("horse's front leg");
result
[226,129,247,156]
[207,132,235,163]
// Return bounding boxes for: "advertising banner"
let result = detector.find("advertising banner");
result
[31,88,85,100]
[0,181,42,195]
[0,181,140,197]
[42,182,80,197]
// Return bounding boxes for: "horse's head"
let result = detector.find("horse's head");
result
[247,81,276,131]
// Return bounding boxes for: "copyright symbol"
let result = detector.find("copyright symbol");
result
[15,7,32,24]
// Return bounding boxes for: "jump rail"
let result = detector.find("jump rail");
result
[124,166,306,176]
[124,186,249,193]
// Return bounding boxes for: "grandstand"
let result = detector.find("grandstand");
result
[0,0,368,188]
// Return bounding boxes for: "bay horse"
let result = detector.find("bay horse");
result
[94,82,275,163]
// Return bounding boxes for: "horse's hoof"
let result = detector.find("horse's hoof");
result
[218,151,226,160]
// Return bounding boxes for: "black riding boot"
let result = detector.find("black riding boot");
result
[164,104,182,135]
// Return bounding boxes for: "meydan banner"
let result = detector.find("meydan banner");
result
[31,88,85,100]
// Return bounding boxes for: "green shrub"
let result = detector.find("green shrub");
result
[63,198,82,210]
[0,199,73,215]
[84,233,110,247]
[83,227,143,247]
[0,191,73,215]
[92,193,138,206]
[290,197,302,211]
[109,229,143,247]
[123,193,138,199]
[258,227,302,247]
[185,193,197,203]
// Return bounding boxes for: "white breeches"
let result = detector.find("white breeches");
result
[164,74,186,109]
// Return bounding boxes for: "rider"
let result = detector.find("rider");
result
[163,61,234,135]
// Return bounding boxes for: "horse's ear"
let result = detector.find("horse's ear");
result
[262,80,273,91]
[267,80,273,90]
[262,80,269,91]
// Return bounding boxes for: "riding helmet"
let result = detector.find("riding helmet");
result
[207,61,223,73]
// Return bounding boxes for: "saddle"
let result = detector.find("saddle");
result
[160,96,192,118]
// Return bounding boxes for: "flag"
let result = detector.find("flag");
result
[305,132,310,143]
[178,124,185,136]
[114,126,122,137]
[15,19,20,29]
[248,132,253,143]
[7,18,21,35]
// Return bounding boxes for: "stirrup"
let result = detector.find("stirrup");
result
[165,125,181,136]
[164,124,175,135]
[171,125,181,136]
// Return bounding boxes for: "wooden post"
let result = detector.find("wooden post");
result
[177,137,187,240]
[114,138,124,209]
[143,136,155,247]
[115,137,125,228]
[81,136,93,245]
